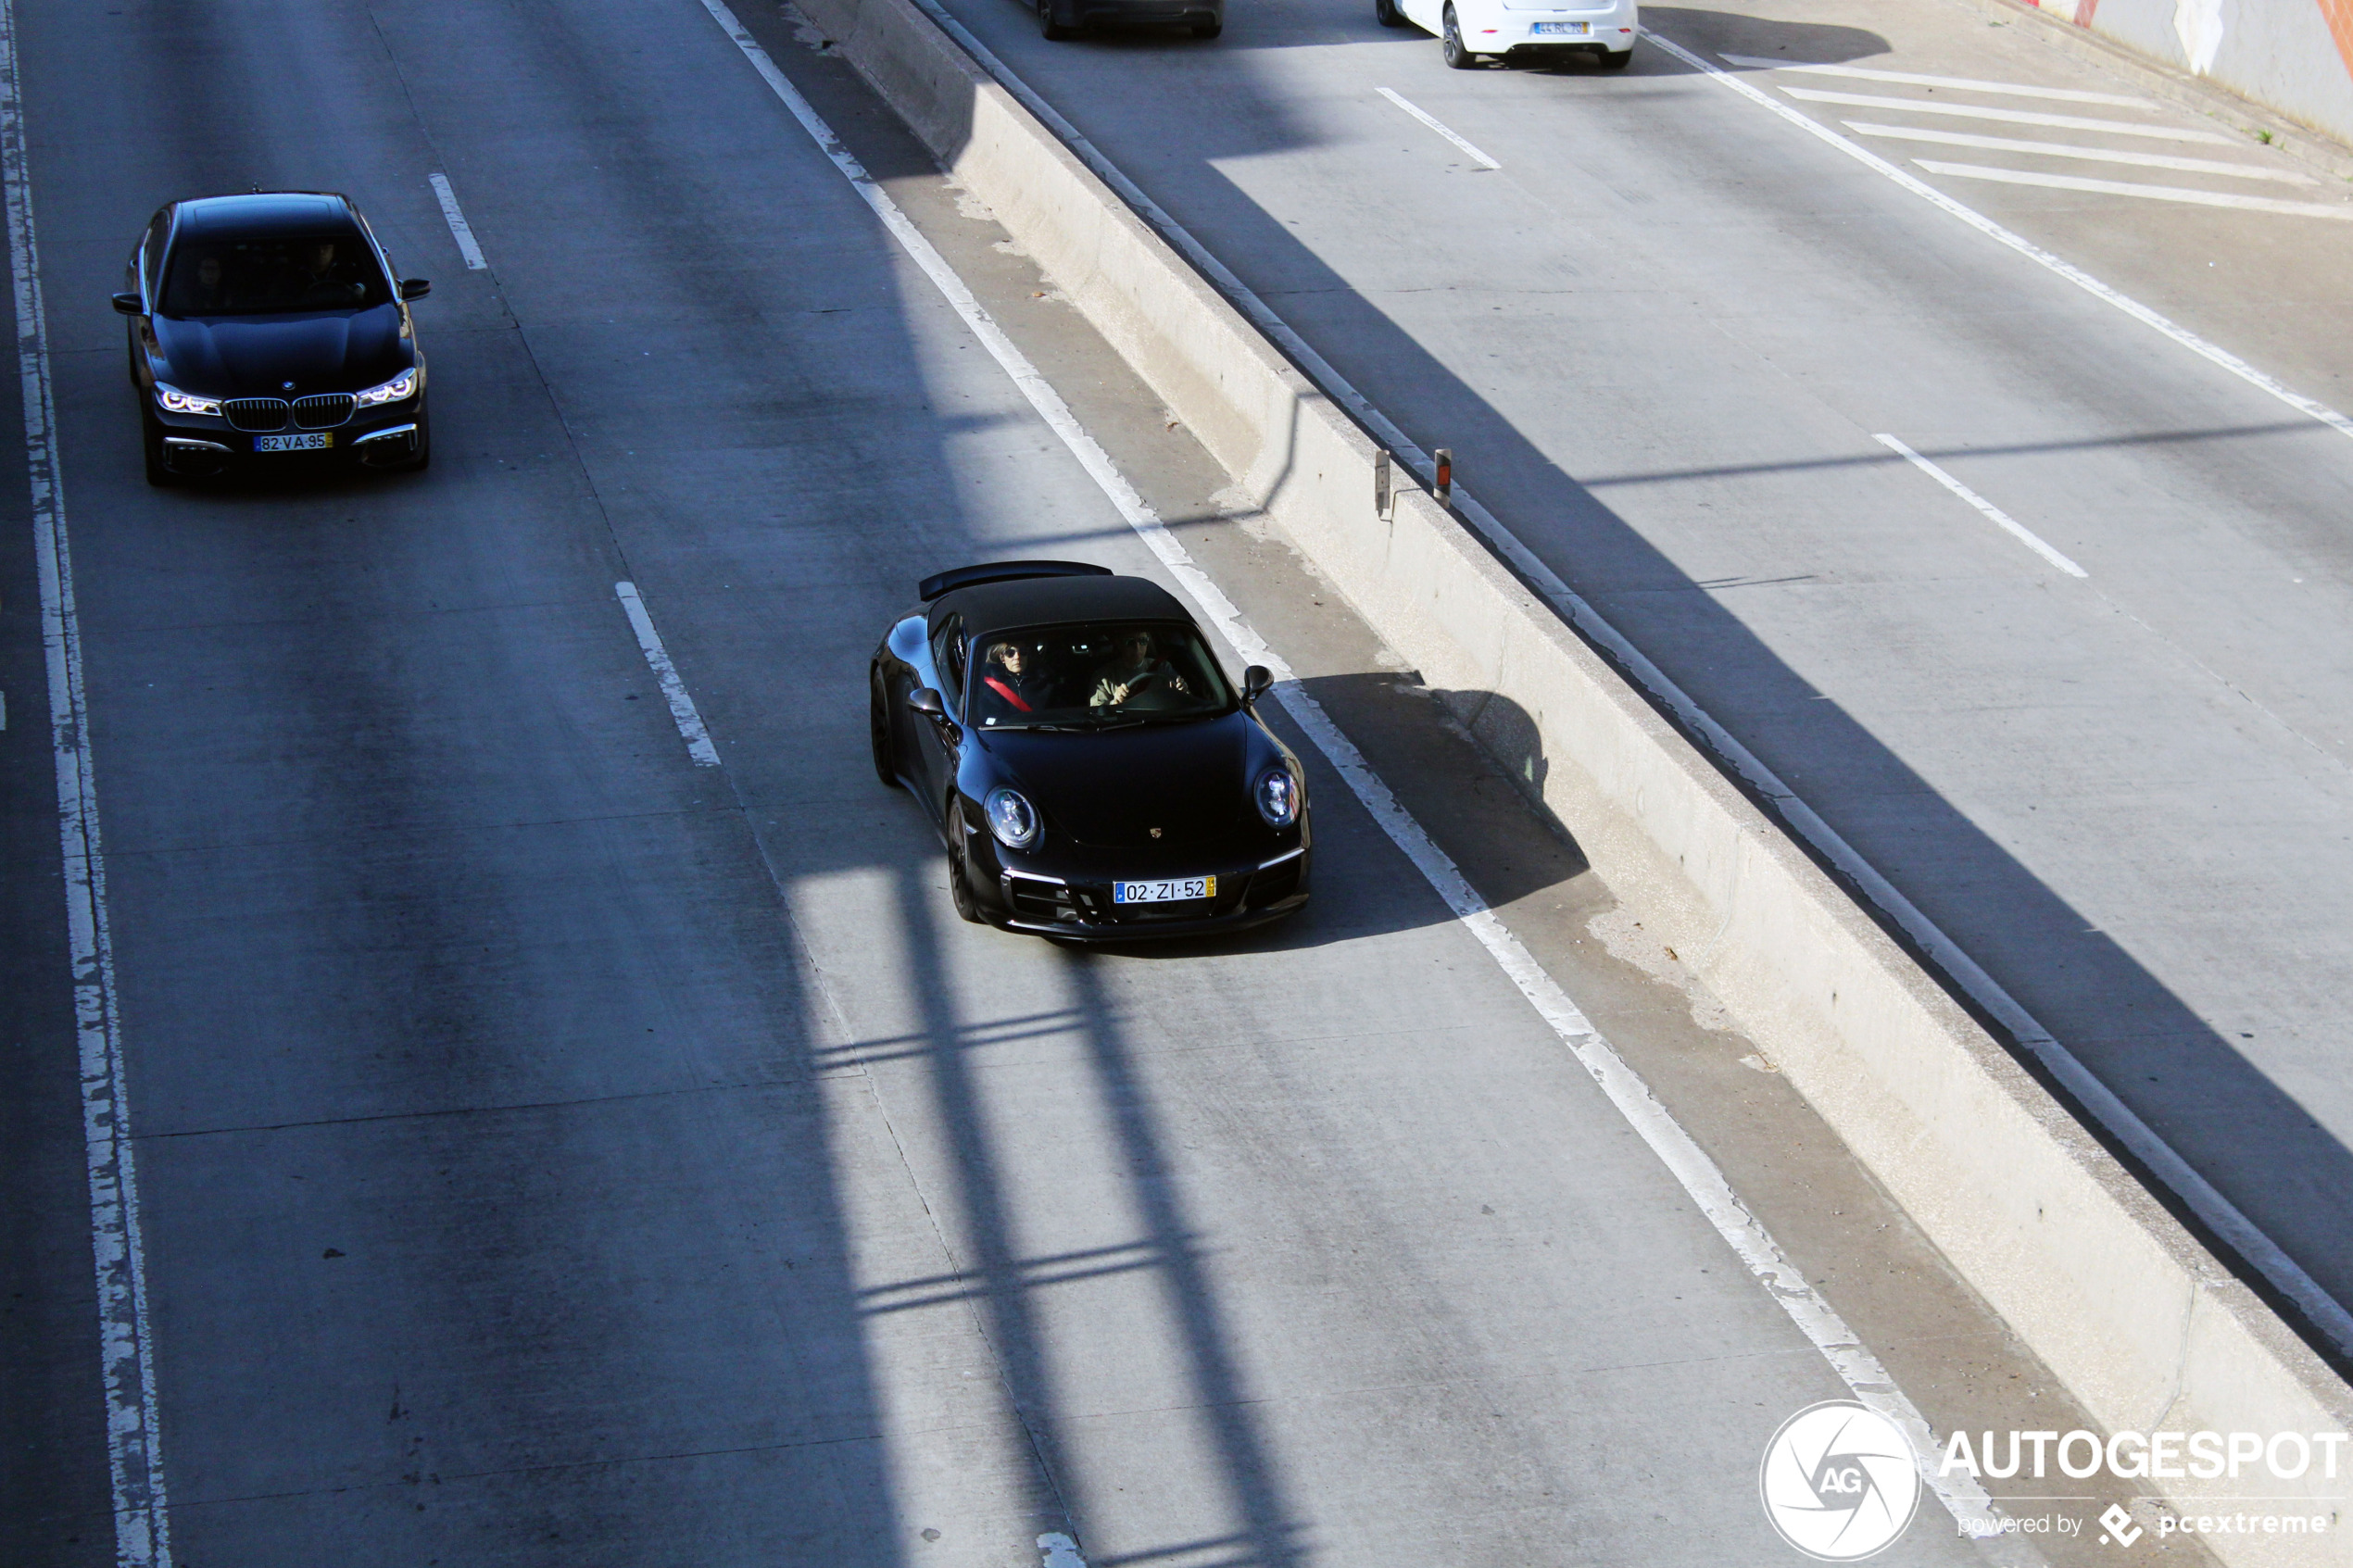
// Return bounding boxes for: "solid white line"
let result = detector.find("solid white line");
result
[1779,86,2233,142]
[1874,434,2087,577]
[1719,53,2157,107]
[1646,24,2353,1355]
[1917,159,2353,220]
[614,583,722,767]
[699,2,2034,1552]
[0,0,173,1559]
[1843,122,2318,183]
[427,172,488,270]
[1376,87,1503,170]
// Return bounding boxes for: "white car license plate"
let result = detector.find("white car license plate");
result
[1533,19,1591,32]
[255,432,332,452]
[1114,875,1215,904]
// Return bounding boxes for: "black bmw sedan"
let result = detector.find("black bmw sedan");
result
[872,561,1311,939]
[112,191,430,483]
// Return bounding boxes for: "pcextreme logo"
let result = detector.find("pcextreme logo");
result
[1760,1401,1922,1561]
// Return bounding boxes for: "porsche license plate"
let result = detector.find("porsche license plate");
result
[1532,19,1591,32]
[255,432,332,452]
[1114,875,1215,904]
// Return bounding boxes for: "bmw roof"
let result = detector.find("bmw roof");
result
[175,192,358,238]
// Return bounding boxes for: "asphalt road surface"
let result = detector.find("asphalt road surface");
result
[917,0,2353,1341]
[0,0,2260,1564]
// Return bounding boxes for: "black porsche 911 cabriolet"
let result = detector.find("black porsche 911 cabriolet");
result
[871,561,1310,939]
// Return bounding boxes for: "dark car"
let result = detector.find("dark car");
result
[112,191,431,484]
[1038,0,1220,41]
[872,561,1310,939]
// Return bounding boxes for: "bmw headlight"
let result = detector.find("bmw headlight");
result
[154,383,220,416]
[983,787,1041,849]
[1254,764,1301,827]
[355,367,421,407]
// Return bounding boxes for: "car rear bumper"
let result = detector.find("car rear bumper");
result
[1472,1,1635,51]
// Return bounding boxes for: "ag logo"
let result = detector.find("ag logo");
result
[1759,1400,1921,1560]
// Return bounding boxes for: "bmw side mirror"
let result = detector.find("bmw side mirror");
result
[398,278,431,301]
[1242,665,1274,706]
[110,292,142,315]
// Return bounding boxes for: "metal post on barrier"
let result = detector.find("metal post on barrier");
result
[1374,448,1392,520]
[1433,447,1453,509]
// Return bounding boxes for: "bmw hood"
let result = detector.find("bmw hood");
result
[154,305,409,397]
[981,713,1257,848]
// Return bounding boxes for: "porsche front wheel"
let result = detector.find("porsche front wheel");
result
[948,812,985,923]
[870,668,900,789]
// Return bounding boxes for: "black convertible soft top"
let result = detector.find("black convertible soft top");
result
[927,572,1192,639]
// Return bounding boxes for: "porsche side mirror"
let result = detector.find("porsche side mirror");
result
[907,686,946,719]
[1241,665,1274,706]
[399,278,432,301]
[110,292,142,315]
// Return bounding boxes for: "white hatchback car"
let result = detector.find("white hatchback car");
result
[1378,0,1635,69]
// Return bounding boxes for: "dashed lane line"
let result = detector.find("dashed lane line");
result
[1875,434,2088,577]
[1376,87,1504,170]
[428,171,488,270]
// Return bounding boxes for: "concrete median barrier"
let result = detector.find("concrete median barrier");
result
[786,0,2353,1551]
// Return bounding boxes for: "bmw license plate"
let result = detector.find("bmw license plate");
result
[1114,875,1215,904]
[255,432,332,452]
[1532,19,1591,32]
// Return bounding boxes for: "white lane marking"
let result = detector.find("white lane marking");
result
[1646,25,2353,1355]
[903,0,2353,1364]
[1874,434,2087,577]
[1719,52,2157,107]
[1376,87,1503,170]
[1038,1534,1088,1568]
[1779,86,2233,143]
[1844,122,2319,184]
[1646,30,2353,450]
[700,5,2038,1555]
[427,172,488,270]
[614,582,722,767]
[1,0,174,1558]
[1917,159,2353,220]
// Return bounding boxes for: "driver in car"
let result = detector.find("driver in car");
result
[284,239,357,307]
[978,640,1053,720]
[1089,629,1189,710]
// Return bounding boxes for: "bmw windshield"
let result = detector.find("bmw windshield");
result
[160,231,391,316]
[968,621,1233,730]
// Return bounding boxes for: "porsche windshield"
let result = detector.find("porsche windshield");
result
[160,232,390,316]
[968,621,1232,730]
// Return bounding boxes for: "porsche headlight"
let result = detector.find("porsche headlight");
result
[155,383,220,416]
[983,787,1041,849]
[355,367,421,407]
[1254,764,1301,827]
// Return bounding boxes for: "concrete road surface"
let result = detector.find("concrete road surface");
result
[0,0,2242,1564]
